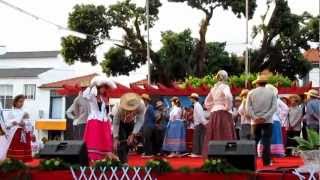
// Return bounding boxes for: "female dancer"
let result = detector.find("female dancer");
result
[203,70,236,157]
[162,97,186,157]
[83,76,116,161]
[6,95,32,162]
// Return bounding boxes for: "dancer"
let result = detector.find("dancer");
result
[113,93,145,163]
[304,89,320,133]
[233,96,242,139]
[257,84,288,157]
[246,75,277,166]
[6,95,32,162]
[141,94,156,158]
[162,97,186,158]
[286,95,303,148]
[154,100,169,155]
[238,89,252,140]
[83,76,116,161]
[189,93,207,158]
[203,70,235,157]
[66,88,89,140]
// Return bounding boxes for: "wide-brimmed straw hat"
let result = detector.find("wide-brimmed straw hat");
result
[189,93,199,100]
[155,101,164,108]
[120,93,142,111]
[304,89,320,98]
[240,89,249,98]
[141,93,151,101]
[252,75,269,84]
[170,96,179,102]
[90,75,117,89]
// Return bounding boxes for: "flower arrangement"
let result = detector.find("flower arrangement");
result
[40,158,69,171]
[0,158,26,173]
[201,159,240,173]
[183,73,292,88]
[94,157,122,170]
[145,158,173,174]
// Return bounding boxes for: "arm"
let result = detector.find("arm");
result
[261,95,278,121]
[223,85,233,111]
[112,105,120,138]
[66,97,78,120]
[246,93,258,120]
[132,103,145,135]
[306,101,320,120]
[204,89,214,111]
[194,103,207,125]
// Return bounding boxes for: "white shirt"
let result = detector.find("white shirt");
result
[83,87,110,121]
[193,102,207,126]
[169,106,183,121]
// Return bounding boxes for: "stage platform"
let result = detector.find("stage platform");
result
[2,155,314,180]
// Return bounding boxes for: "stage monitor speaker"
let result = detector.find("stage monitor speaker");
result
[208,140,256,171]
[39,140,88,166]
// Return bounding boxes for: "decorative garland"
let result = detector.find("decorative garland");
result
[0,158,26,173]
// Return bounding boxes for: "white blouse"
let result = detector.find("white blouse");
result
[83,87,110,121]
[169,106,183,121]
[6,108,32,132]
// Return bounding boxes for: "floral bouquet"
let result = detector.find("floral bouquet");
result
[40,158,69,171]
[0,158,26,173]
[201,158,240,173]
[145,157,172,174]
[94,156,122,170]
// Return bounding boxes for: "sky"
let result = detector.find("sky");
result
[0,0,318,81]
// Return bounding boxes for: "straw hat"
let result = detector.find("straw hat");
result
[304,89,320,98]
[90,75,116,89]
[252,74,269,84]
[120,93,142,111]
[141,93,151,101]
[155,101,164,108]
[170,96,179,102]
[189,93,199,100]
[240,89,249,98]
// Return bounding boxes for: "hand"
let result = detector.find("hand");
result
[127,134,135,146]
[23,113,30,119]
[113,138,119,152]
[106,152,119,161]
[12,121,18,126]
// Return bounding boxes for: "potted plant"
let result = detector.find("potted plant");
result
[293,129,320,165]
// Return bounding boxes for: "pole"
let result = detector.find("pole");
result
[245,0,249,88]
[318,0,320,135]
[146,0,151,85]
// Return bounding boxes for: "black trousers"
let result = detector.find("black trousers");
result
[73,124,86,140]
[143,126,155,155]
[153,127,165,154]
[252,123,273,165]
[192,124,205,155]
[117,121,134,163]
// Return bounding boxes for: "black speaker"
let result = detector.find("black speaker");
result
[39,140,89,166]
[208,140,256,171]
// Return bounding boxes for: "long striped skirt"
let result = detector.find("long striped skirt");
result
[7,128,32,162]
[162,120,186,152]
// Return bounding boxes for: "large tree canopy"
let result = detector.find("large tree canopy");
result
[168,0,257,77]
[250,0,315,79]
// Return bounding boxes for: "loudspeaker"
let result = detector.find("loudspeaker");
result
[208,140,256,171]
[39,140,89,166]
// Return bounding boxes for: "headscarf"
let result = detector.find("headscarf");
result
[216,70,228,82]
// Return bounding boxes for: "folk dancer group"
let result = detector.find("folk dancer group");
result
[0,71,319,167]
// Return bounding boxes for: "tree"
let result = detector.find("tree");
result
[251,0,315,79]
[168,0,257,77]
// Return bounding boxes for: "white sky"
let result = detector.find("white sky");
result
[0,0,318,81]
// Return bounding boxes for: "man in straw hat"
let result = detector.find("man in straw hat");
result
[188,93,207,157]
[140,94,156,158]
[112,93,146,163]
[238,89,252,140]
[286,94,303,149]
[246,74,277,166]
[154,100,169,155]
[303,89,320,133]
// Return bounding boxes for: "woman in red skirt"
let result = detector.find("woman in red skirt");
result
[203,70,236,157]
[6,95,32,162]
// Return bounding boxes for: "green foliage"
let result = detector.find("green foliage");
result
[40,158,69,171]
[293,129,320,151]
[250,0,314,79]
[201,159,240,173]
[178,166,195,173]
[94,158,122,170]
[0,159,26,173]
[145,158,173,174]
[61,4,111,65]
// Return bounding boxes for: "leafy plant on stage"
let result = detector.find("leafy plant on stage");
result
[94,157,122,170]
[40,158,69,171]
[201,159,241,173]
[145,158,172,174]
[293,129,320,151]
[0,158,26,173]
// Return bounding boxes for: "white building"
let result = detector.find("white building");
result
[0,51,76,139]
[303,48,320,88]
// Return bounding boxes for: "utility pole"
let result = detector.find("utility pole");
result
[146,0,151,85]
[245,0,249,88]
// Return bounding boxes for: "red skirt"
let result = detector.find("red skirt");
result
[7,128,32,162]
[202,110,236,157]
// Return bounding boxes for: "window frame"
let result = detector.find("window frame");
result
[0,84,14,110]
[24,84,36,100]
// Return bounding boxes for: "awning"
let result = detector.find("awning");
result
[35,119,66,130]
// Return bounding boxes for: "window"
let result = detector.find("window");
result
[0,85,13,109]
[24,84,36,100]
